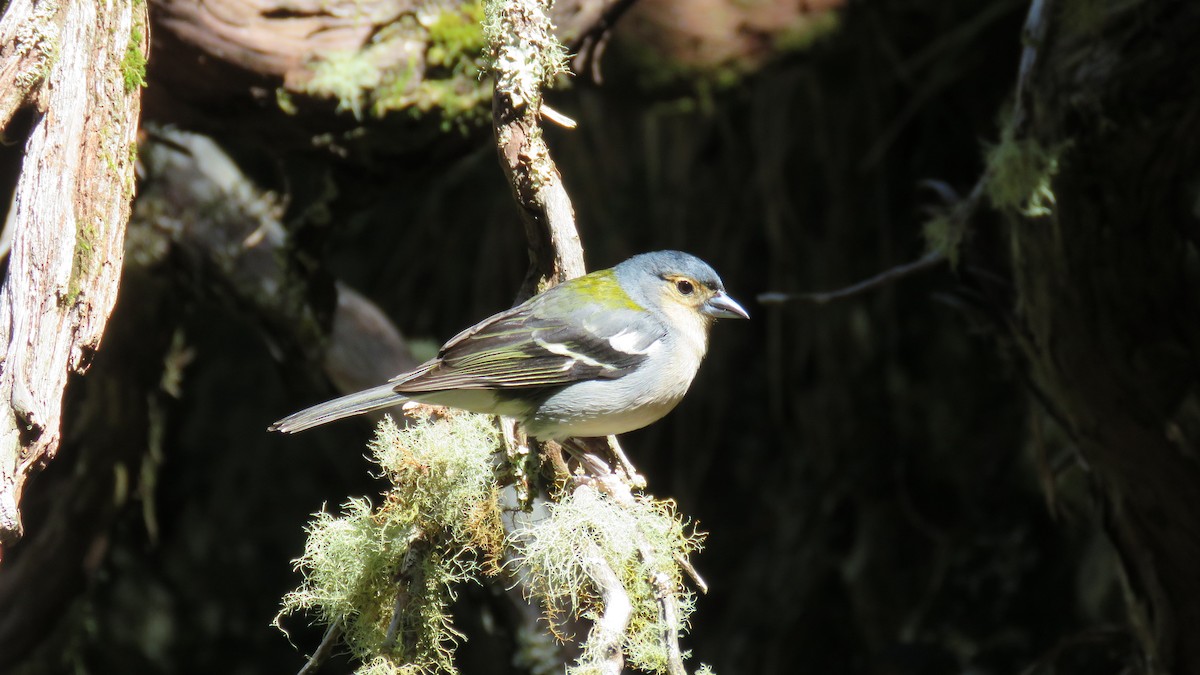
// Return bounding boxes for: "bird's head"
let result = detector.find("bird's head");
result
[616,250,749,324]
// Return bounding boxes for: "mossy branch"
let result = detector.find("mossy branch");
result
[278,410,504,674]
[484,0,584,293]
[280,2,714,673]
[279,411,712,674]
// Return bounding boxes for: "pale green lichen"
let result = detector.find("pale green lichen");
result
[12,0,61,91]
[508,486,705,675]
[482,0,569,107]
[280,401,709,673]
[923,211,964,267]
[277,411,503,674]
[985,119,1068,218]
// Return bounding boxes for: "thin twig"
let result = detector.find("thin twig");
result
[606,436,646,489]
[674,553,708,594]
[758,250,946,306]
[1014,0,1052,129]
[622,505,689,675]
[297,621,343,675]
[541,104,578,129]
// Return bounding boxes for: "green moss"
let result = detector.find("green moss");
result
[63,219,99,307]
[121,25,146,93]
[424,3,487,70]
[773,10,841,53]
[293,5,492,129]
[370,62,491,133]
[302,50,383,118]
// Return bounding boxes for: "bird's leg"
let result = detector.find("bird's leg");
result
[605,435,646,489]
[559,437,647,496]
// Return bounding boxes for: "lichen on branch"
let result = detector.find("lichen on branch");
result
[277,411,505,674]
[483,0,569,108]
[508,485,707,675]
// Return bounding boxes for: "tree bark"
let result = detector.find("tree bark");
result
[0,0,65,130]
[0,0,147,550]
[997,3,1200,671]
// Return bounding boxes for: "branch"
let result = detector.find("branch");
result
[486,5,703,674]
[580,541,632,675]
[757,175,990,307]
[758,251,946,306]
[296,621,343,675]
[0,0,148,550]
[566,0,642,84]
[487,0,585,295]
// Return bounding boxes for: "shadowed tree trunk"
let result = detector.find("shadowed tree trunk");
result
[989,2,1200,671]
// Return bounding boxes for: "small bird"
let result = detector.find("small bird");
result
[270,251,748,439]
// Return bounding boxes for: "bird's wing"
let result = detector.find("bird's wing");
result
[392,291,665,393]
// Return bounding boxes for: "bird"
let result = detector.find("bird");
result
[270,250,748,440]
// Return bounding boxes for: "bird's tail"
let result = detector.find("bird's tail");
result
[269,383,409,433]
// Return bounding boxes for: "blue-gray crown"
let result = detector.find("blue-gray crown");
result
[614,250,727,292]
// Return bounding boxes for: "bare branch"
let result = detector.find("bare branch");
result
[758,250,946,306]
[296,621,343,675]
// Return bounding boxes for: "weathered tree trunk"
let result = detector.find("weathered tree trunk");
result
[0,0,148,550]
[997,2,1200,671]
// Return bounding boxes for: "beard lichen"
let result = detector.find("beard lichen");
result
[507,485,707,675]
[277,410,503,674]
[279,409,711,674]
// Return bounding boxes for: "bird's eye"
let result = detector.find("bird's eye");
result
[675,279,695,295]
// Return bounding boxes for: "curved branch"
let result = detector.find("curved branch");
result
[487,0,585,295]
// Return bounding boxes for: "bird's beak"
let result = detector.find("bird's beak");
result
[703,291,750,320]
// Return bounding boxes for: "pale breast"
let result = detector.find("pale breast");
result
[524,331,708,440]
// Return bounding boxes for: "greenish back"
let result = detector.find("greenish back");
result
[548,269,645,313]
